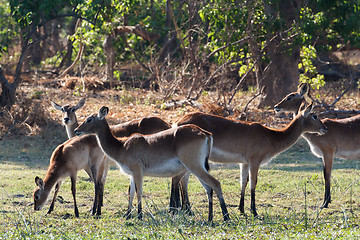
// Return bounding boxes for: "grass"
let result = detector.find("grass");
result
[1,83,360,238]
[1,136,360,239]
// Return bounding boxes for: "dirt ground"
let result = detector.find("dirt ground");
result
[1,76,359,153]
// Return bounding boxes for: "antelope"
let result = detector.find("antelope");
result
[51,98,191,213]
[274,82,360,208]
[174,103,327,216]
[33,134,102,217]
[51,98,85,139]
[34,100,185,217]
[74,106,230,221]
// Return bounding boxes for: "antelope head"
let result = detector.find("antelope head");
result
[51,98,85,127]
[297,102,327,135]
[74,106,109,136]
[33,176,46,211]
[274,83,309,115]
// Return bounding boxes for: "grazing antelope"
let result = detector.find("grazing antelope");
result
[34,100,182,217]
[174,103,327,216]
[33,134,102,217]
[74,106,230,221]
[274,83,360,208]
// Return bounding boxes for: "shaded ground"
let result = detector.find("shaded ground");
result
[1,76,360,238]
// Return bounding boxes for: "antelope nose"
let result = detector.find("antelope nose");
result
[320,126,328,135]
[74,129,81,136]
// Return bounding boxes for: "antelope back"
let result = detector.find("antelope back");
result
[111,117,171,138]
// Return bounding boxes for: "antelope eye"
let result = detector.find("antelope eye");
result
[286,96,293,101]
[35,195,39,201]
[71,108,75,112]
[86,118,93,123]
[312,114,318,120]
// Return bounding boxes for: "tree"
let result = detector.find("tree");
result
[2,0,360,110]
[1,0,108,108]
[197,0,360,108]
[255,0,301,107]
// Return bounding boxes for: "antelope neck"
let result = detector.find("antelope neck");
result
[268,116,304,152]
[66,119,78,139]
[94,120,125,161]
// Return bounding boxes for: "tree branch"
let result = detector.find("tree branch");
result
[207,36,251,59]
[58,19,83,79]
[122,36,151,72]
[227,59,257,107]
[114,25,160,42]
[58,42,84,79]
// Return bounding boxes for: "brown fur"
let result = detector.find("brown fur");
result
[74,107,230,221]
[175,104,327,216]
[274,83,360,208]
[34,99,174,217]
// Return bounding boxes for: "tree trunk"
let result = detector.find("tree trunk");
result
[103,34,115,87]
[257,46,299,108]
[20,30,30,72]
[1,29,30,109]
[31,28,42,65]
[256,0,301,108]
[58,18,78,70]
[0,68,16,108]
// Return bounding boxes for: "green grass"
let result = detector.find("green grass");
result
[1,137,360,239]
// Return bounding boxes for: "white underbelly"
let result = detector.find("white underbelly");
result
[306,138,360,160]
[210,147,247,164]
[144,158,185,177]
[111,157,185,178]
[335,149,360,159]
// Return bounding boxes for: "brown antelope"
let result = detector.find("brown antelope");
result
[51,98,86,138]
[52,98,191,213]
[74,106,230,221]
[33,134,102,217]
[34,100,183,217]
[174,103,327,217]
[274,83,360,208]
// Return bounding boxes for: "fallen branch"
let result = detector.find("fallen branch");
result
[162,99,201,110]
[319,109,360,118]
[329,76,358,107]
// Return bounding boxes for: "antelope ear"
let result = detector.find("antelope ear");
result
[297,101,307,113]
[302,101,314,117]
[298,83,310,97]
[35,176,44,190]
[98,106,109,119]
[74,98,86,111]
[51,101,63,111]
